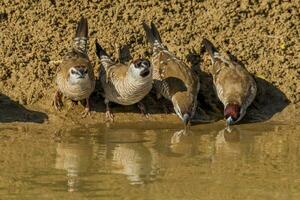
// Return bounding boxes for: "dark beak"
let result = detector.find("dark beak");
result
[78,68,86,78]
[183,113,190,128]
[140,68,150,77]
[226,116,235,126]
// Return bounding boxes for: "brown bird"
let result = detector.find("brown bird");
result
[53,17,95,117]
[143,22,200,126]
[95,41,153,122]
[203,38,257,125]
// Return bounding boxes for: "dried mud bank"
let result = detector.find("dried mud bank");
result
[0,0,299,125]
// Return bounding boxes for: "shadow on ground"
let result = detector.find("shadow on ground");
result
[0,93,48,123]
[245,77,290,122]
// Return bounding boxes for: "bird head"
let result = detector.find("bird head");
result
[224,103,241,125]
[68,65,89,84]
[172,93,197,127]
[129,59,152,80]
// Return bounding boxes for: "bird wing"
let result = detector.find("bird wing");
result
[153,50,198,97]
[214,61,256,106]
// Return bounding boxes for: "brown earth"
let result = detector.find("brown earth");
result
[0,0,299,124]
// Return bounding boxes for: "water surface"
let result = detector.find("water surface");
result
[0,122,299,200]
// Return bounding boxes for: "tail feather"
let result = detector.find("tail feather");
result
[203,38,219,63]
[75,17,88,38]
[73,16,88,53]
[95,40,109,59]
[95,40,115,70]
[142,22,156,45]
[150,22,162,44]
[143,22,162,46]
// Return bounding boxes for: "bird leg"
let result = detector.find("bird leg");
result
[53,90,63,111]
[71,100,78,107]
[81,98,91,118]
[105,99,114,122]
[154,90,173,114]
[137,102,150,118]
[160,100,174,114]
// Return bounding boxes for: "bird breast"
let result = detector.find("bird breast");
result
[101,71,152,105]
[56,74,95,101]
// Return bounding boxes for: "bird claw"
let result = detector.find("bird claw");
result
[53,90,63,111]
[53,99,63,111]
[137,102,150,118]
[81,108,91,118]
[105,111,114,122]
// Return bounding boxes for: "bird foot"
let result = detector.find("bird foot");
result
[137,102,150,118]
[105,111,114,122]
[53,91,63,111]
[71,100,78,107]
[81,108,91,118]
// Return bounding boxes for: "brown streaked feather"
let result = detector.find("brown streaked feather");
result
[144,22,200,122]
[152,51,199,100]
[55,17,95,102]
[56,56,95,101]
[58,56,93,80]
[213,60,256,107]
[203,38,257,116]
[101,63,128,83]
[95,40,153,106]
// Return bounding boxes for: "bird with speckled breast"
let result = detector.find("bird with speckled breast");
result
[53,17,95,117]
[203,38,257,126]
[95,40,153,122]
[143,22,200,127]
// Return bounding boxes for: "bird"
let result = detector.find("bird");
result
[203,38,257,125]
[142,22,200,127]
[53,17,95,117]
[95,40,153,122]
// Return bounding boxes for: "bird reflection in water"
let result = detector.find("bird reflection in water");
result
[215,126,241,157]
[169,129,201,157]
[55,141,93,192]
[107,130,160,185]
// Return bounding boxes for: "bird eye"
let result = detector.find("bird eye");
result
[71,69,76,74]
[141,60,150,67]
[134,62,141,68]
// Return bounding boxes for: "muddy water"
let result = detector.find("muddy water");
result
[0,122,299,200]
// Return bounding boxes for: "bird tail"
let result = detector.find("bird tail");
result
[73,16,88,54]
[142,22,164,48]
[95,40,115,69]
[202,38,220,63]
